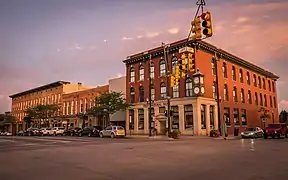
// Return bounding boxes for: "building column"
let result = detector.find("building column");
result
[178,105,185,133]
[214,105,219,131]
[144,107,149,134]
[125,110,130,131]
[134,108,139,134]
[192,101,201,135]
[205,105,211,135]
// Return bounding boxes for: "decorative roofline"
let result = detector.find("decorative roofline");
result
[9,81,71,98]
[122,38,279,80]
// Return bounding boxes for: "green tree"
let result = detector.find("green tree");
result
[279,110,288,123]
[89,91,129,128]
[258,107,271,127]
[0,114,16,126]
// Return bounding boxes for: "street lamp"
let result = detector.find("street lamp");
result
[213,54,222,135]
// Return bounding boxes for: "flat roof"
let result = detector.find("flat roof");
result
[9,81,70,98]
[123,38,279,79]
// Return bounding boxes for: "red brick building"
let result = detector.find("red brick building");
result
[123,39,279,136]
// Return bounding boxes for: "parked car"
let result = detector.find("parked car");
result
[78,126,102,137]
[63,127,81,136]
[40,128,53,136]
[17,130,25,136]
[99,126,125,138]
[241,127,263,138]
[51,127,65,136]
[26,128,43,136]
[264,124,288,139]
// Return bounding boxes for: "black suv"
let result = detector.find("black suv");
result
[63,127,81,136]
[78,126,102,137]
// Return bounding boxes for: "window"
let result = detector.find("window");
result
[210,106,215,128]
[224,84,229,101]
[172,56,178,74]
[248,90,252,104]
[241,109,247,126]
[233,87,237,102]
[224,107,230,125]
[270,96,273,107]
[71,101,74,114]
[160,83,166,99]
[259,93,263,106]
[233,108,240,125]
[232,66,236,81]
[129,110,134,130]
[255,92,258,105]
[264,94,267,107]
[273,96,277,108]
[67,102,71,115]
[130,87,135,103]
[240,88,245,103]
[258,76,262,88]
[150,62,155,78]
[212,81,216,99]
[253,74,257,87]
[222,62,227,78]
[159,60,166,76]
[138,109,144,130]
[201,105,206,129]
[80,99,83,113]
[63,102,66,115]
[239,69,243,83]
[185,78,193,97]
[246,72,250,85]
[171,106,179,129]
[211,59,216,75]
[172,85,179,98]
[139,65,144,81]
[151,85,155,101]
[130,68,135,82]
[272,81,275,92]
[139,86,145,102]
[268,80,271,91]
[262,78,266,90]
[184,105,193,129]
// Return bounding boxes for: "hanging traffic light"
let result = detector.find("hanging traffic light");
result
[188,52,195,72]
[175,65,180,79]
[170,75,176,87]
[191,17,202,41]
[201,11,213,37]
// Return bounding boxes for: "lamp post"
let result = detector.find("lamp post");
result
[213,54,222,135]
[147,55,153,137]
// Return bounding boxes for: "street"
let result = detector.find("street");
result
[0,136,288,180]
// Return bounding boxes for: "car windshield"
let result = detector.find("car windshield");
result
[268,124,281,128]
[245,127,256,131]
[117,126,124,130]
[58,127,65,130]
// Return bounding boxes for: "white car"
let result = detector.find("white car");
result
[99,126,126,138]
[51,127,65,136]
[40,128,53,136]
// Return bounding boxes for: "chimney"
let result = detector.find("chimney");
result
[77,82,82,90]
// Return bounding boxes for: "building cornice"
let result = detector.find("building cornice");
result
[122,38,279,80]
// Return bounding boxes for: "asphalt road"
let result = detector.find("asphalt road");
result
[0,136,288,180]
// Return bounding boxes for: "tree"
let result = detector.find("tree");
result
[0,114,16,126]
[279,110,288,123]
[89,91,130,128]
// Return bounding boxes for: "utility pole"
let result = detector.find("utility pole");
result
[213,54,222,134]
[148,54,152,137]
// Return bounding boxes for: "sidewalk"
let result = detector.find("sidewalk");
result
[125,135,241,140]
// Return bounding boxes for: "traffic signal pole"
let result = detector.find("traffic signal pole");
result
[148,55,152,137]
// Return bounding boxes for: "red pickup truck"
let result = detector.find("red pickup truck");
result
[264,124,288,139]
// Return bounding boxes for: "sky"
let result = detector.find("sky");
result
[0,0,287,112]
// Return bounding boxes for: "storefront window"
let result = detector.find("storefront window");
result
[234,108,239,125]
[241,109,247,126]
[210,106,214,128]
[184,105,193,129]
[201,105,206,129]
[129,110,134,130]
[138,109,144,130]
[224,107,230,125]
[171,106,179,129]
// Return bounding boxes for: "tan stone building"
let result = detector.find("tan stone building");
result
[61,85,109,128]
[9,81,91,130]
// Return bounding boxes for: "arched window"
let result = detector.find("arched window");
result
[139,66,144,81]
[172,85,179,98]
[150,62,154,78]
[222,62,227,78]
[246,71,250,85]
[233,87,237,102]
[139,86,144,102]
[185,78,193,97]
[130,87,135,103]
[253,74,257,86]
[258,76,262,88]
[172,56,178,74]
[130,68,135,82]
[151,84,155,100]
[160,83,166,99]
[159,60,166,76]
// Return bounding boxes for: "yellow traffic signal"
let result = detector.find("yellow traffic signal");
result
[170,75,176,87]
[181,71,186,78]
[175,65,180,79]
[191,17,202,40]
[201,11,213,37]
[188,52,195,72]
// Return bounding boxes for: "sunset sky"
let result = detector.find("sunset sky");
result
[0,0,287,112]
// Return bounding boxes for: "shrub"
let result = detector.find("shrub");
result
[210,130,220,137]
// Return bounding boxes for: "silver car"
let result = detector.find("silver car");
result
[241,127,263,138]
[99,126,125,138]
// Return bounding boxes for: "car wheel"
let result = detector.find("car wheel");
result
[264,135,267,139]
[53,132,56,136]
[28,132,31,136]
[285,132,288,138]
[70,133,73,136]
[88,132,91,137]
[100,133,104,138]
[272,135,275,139]
[79,133,82,137]
[110,133,115,139]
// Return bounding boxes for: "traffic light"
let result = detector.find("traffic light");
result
[175,65,180,79]
[188,52,195,72]
[191,17,202,41]
[170,75,176,87]
[179,53,186,71]
[201,11,213,37]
